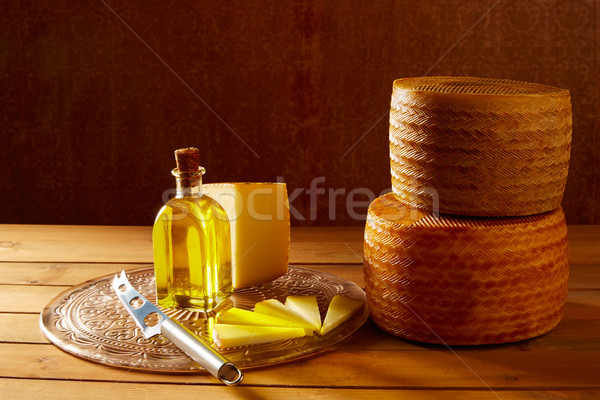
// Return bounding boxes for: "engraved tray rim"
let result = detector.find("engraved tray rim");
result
[40,265,368,373]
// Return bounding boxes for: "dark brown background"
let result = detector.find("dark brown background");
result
[1,0,598,226]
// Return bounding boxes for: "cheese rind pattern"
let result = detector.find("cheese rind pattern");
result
[389,76,572,217]
[363,192,569,345]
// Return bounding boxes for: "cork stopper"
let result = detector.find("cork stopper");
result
[174,147,200,172]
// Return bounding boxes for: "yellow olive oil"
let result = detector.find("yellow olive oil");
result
[152,148,232,311]
[153,194,232,310]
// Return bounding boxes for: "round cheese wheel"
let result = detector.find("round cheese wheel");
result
[390,76,572,217]
[364,192,569,345]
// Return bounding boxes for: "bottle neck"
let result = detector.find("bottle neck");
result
[175,176,202,198]
[172,167,205,199]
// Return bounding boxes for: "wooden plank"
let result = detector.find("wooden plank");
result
[568,264,600,290]
[0,314,46,343]
[344,316,600,352]
[1,284,598,320]
[314,263,364,286]
[5,292,600,371]
[291,227,364,244]
[0,285,70,313]
[0,343,598,388]
[2,283,599,316]
[564,291,600,319]
[2,262,599,291]
[0,378,595,400]
[9,308,600,352]
[0,274,600,318]
[0,262,365,287]
[0,225,365,264]
[292,240,363,264]
[0,262,152,286]
[1,224,598,265]
[291,227,364,264]
[0,225,153,263]
[2,378,595,400]
[568,225,600,264]
[1,224,597,396]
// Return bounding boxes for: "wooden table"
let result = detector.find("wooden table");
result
[1,224,599,399]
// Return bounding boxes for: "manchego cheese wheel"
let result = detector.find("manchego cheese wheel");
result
[390,76,572,217]
[363,192,569,345]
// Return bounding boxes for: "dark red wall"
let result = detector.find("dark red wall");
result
[1,0,598,225]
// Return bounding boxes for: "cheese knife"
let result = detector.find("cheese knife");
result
[111,271,243,385]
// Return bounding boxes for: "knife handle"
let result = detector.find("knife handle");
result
[161,318,243,386]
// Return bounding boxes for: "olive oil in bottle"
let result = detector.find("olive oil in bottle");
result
[152,147,232,311]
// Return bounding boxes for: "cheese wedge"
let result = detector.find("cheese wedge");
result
[285,295,322,332]
[254,299,316,332]
[203,183,290,289]
[213,324,305,349]
[217,307,312,335]
[320,295,364,335]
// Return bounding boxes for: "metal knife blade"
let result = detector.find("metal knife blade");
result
[111,271,243,385]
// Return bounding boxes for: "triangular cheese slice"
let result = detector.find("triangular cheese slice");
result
[320,295,364,335]
[254,299,316,333]
[285,295,321,331]
[213,324,305,349]
[217,307,312,335]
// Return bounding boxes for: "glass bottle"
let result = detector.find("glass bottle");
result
[152,147,232,311]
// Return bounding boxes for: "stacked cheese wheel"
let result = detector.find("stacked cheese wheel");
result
[389,76,572,216]
[364,76,572,345]
[364,194,569,344]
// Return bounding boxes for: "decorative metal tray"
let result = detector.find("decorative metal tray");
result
[40,266,368,372]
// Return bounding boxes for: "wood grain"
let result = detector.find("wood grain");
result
[1,378,594,400]
[0,285,70,313]
[1,225,598,264]
[0,262,366,288]
[7,307,600,353]
[0,262,153,286]
[0,225,153,263]
[1,343,599,388]
[0,224,598,397]
[2,261,599,293]
[0,225,365,264]
[567,226,600,264]
[0,314,46,343]
[568,264,600,290]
